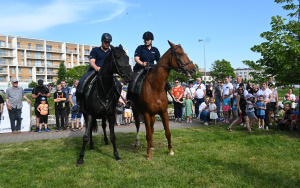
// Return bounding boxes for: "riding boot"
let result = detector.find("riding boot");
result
[125,68,145,108]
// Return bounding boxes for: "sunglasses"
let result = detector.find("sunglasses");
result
[175,82,179,83]
[13,82,18,83]
[218,82,222,83]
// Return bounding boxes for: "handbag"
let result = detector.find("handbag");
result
[116,105,124,114]
[192,98,197,104]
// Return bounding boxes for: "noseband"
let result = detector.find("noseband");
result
[170,46,193,75]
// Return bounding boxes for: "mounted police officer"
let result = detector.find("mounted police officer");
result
[76,33,112,110]
[125,31,161,108]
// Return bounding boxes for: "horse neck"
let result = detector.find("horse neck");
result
[98,56,115,86]
[148,49,171,90]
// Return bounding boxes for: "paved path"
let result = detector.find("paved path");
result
[0,119,204,144]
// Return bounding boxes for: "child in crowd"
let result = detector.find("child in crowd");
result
[246,94,257,129]
[282,94,292,106]
[222,94,231,123]
[183,94,193,123]
[124,106,132,126]
[209,98,218,125]
[278,103,293,131]
[256,95,266,130]
[54,83,67,131]
[37,97,50,133]
[274,104,285,125]
[232,92,238,120]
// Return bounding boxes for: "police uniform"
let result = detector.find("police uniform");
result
[133,45,160,71]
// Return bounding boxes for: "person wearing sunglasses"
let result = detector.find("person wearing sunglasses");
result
[171,79,184,123]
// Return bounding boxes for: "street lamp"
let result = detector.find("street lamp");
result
[198,39,206,84]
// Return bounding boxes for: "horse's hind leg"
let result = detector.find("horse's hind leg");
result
[132,106,140,148]
[144,113,153,159]
[77,114,93,166]
[160,111,174,156]
[89,117,97,150]
[102,117,109,146]
[150,115,155,150]
[108,115,121,161]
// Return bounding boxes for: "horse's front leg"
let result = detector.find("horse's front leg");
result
[150,115,155,150]
[89,117,97,150]
[77,114,93,166]
[132,105,140,148]
[144,113,153,159]
[108,114,121,161]
[160,111,174,156]
[102,117,109,146]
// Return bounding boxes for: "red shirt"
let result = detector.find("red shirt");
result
[171,86,184,99]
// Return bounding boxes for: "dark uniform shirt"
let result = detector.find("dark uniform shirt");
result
[133,45,160,70]
[32,85,49,107]
[89,47,111,71]
[54,91,66,109]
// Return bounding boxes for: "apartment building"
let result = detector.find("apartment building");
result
[0,34,98,89]
[234,68,255,81]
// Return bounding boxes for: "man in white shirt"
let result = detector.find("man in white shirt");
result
[193,77,206,117]
[222,76,233,99]
[199,97,210,125]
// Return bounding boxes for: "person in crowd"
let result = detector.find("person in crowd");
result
[252,84,259,98]
[232,92,238,120]
[199,97,211,125]
[37,97,50,133]
[193,77,206,117]
[185,81,196,99]
[54,83,67,131]
[76,33,113,110]
[246,80,254,94]
[268,83,278,126]
[222,94,231,123]
[274,104,285,126]
[255,82,273,130]
[182,93,193,123]
[246,94,257,129]
[6,78,31,134]
[278,103,293,131]
[61,79,70,129]
[69,80,83,131]
[124,106,132,126]
[0,94,4,118]
[116,83,126,126]
[233,76,243,92]
[282,94,292,106]
[256,95,267,130]
[287,88,296,109]
[213,79,222,121]
[267,76,275,87]
[32,79,50,132]
[206,81,214,98]
[222,76,233,121]
[209,98,218,125]
[181,84,188,121]
[227,86,251,133]
[125,31,160,108]
[171,79,184,123]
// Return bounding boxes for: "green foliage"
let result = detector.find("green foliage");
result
[209,59,236,81]
[65,65,89,86]
[28,81,37,88]
[57,62,67,83]
[243,0,300,85]
[168,64,202,84]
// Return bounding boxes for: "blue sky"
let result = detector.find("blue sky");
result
[0,0,290,70]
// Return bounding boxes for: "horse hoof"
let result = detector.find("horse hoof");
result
[76,163,84,167]
[76,159,84,167]
[150,147,155,151]
[116,157,122,162]
[169,150,174,156]
[146,157,152,160]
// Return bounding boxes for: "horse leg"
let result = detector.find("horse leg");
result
[132,107,140,148]
[77,114,93,166]
[160,111,174,156]
[89,117,97,150]
[102,117,109,146]
[150,115,155,150]
[108,115,121,161]
[144,113,153,159]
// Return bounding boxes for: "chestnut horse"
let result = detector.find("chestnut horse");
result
[132,41,197,159]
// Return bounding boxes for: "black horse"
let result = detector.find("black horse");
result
[76,45,133,166]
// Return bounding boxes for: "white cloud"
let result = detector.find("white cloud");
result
[0,0,131,33]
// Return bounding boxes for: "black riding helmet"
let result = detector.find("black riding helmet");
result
[101,33,112,42]
[143,31,154,40]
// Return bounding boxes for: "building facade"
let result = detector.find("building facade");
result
[0,34,99,89]
[234,68,255,81]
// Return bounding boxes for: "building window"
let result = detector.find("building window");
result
[0,58,5,65]
[18,68,21,73]
[0,76,6,82]
[28,60,32,66]
[47,53,52,59]
[0,49,4,55]
[8,59,11,65]
[28,52,31,57]
[0,41,4,47]
[21,60,24,65]
[36,52,42,58]
[29,68,32,74]
[36,44,43,50]
[244,72,247,74]
[58,46,61,52]
[21,51,24,57]
[18,76,21,81]
[17,42,20,48]
[28,43,31,49]
[46,45,52,51]
[8,41,11,47]
[59,54,62,59]
[36,60,42,66]
[12,67,15,74]
[29,76,32,81]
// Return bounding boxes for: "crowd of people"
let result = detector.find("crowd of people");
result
[169,76,299,133]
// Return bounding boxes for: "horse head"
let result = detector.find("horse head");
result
[167,41,197,77]
[110,45,134,83]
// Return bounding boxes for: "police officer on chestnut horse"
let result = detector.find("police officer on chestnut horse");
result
[76,33,112,110]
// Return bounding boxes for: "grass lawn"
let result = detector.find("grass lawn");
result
[0,125,299,187]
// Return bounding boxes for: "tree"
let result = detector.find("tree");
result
[28,81,37,88]
[57,62,67,83]
[243,0,300,85]
[66,65,89,86]
[168,64,202,85]
[209,59,236,81]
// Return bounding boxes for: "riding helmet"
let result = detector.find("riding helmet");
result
[101,33,112,42]
[143,31,154,40]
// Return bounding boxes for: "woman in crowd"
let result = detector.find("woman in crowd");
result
[171,79,184,123]
[206,81,214,98]
[246,80,254,94]
[287,88,296,109]
[268,83,278,126]
[227,86,251,133]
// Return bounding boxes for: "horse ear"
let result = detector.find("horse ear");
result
[119,44,123,50]
[168,40,176,49]
[110,45,115,51]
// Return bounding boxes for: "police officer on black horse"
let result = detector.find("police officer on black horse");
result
[76,33,112,110]
[126,31,161,108]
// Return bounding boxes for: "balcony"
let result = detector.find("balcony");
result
[84,52,90,55]
[47,79,55,83]
[0,53,15,58]
[36,71,45,74]
[84,58,90,63]
[19,79,32,82]
[18,62,27,66]
[0,69,8,74]
[47,56,64,61]
[46,64,60,68]
[35,64,45,67]
[19,45,44,51]
[46,48,63,53]
[66,50,77,54]
[0,44,15,49]
[27,55,45,60]
[0,61,12,65]
[47,71,58,75]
